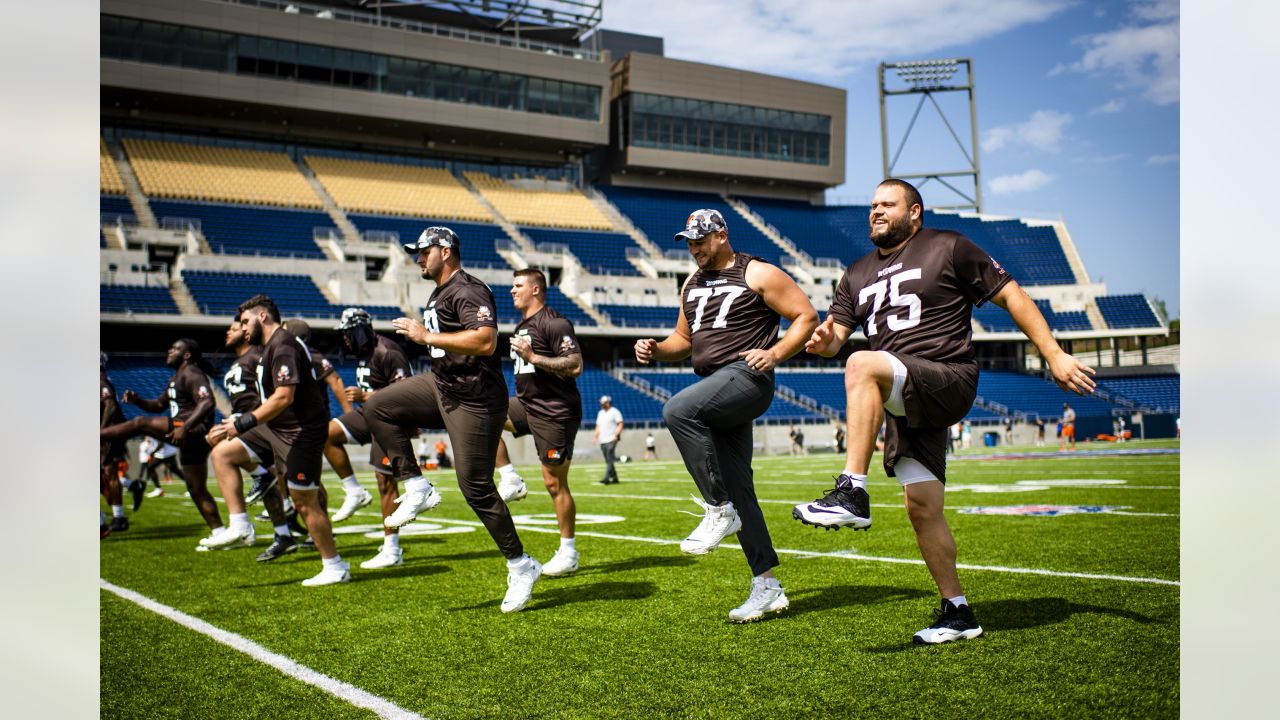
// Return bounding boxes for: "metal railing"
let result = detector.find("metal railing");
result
[160,216,201,231]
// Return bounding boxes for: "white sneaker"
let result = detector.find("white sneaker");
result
[301,561,351,587]
[359,545,404,569]
[728,576,790,623]
[198,524,255,549]
[498,475,528,504]
[194,529,223,552]
[542,548,579,577]
[146,487,165,498]
[383,483,442,529]
[501,557,542,613]
[679,497,742,555]
[332,487,373,522]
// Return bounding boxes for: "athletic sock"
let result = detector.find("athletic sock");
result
[340,475,361,492]
[251,465,269,478]
[111,505,124,518]
[273,524,291,537]
[948,595,969,608]
[507,553,532,569]
[384,533,400,550]
[229,513,251,532]
[404,476,429,495]
[761,575,782,589]
[560,536,576,552]
[322,554,345,569]
[497,463,518,480]
[838,472,868,490]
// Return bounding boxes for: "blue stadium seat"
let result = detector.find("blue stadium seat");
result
[104,356,223,423]
[150,199,331,259]
[1095,374,1179,413]
[347,214,511,269]
[502,363,664,425]
[629,370,820,423]
[182,270,401,320]
[597,304,677,328]
[485,284,597,327]
[1096,294,1161,329]
[976,370,1118,419]
[101,195,135,222]
[520,227,644,276]
[100,284,180,315]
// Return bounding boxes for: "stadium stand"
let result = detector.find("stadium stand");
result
[596,304,676,328]
[122,138,322,208]
[467,172,615,230]
[629,370,819,423]
[305,155,492,221]
[1095,374,1180,413]
[598,185,791,266]
[100,139,126,195]
[1096,294,1161,329]
[976,370,1117,418]
[736,196,874,264]
[346,214,509,268]
[973,298,1093,332]
[100,284,180,315]
[182,270,402,320]
[104,357,174,421]
[520,227,645,276]
[503,364,664,425]
[150,200,331,259]
[101,194,134,221]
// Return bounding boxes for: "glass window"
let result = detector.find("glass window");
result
[298,45,332,84]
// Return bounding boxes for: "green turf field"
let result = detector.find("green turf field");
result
[101,440,1179,719]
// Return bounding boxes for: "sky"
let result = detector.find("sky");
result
[600,0,1180,319]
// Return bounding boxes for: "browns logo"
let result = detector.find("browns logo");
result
[560,335,576,352]
[277,365,292,383]
[476,306,493,322]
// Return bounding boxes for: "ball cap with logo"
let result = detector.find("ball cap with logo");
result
[674,209,727,242]
[403,226,460,253]
[599,395,611,405]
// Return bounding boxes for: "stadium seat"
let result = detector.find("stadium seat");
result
[100,284,180,315]
[1095,374,1180,413]
[123,138,322,208]
[520,227,645,276]
[469,172,615,230]
[629,370,819,423]
[1096,294,1161,329]
[182,270,401,320]
[150,200,332,259]
[305,155,492,221]
[100,138,126,195]
[347,214,510,269]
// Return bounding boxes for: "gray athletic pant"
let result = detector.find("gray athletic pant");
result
[662,360,778,576]
[600,441,620,483]
[364,372,523,559]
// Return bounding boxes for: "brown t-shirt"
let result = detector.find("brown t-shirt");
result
[683,253,781,377]
[100,373,125,427]
[421,270,507,413]
[224,345,263,415]
[828,229,1012,364]
[356,335,412,394]
[168,363,215,434]
[512,305,582,422]
[257,328,328,432]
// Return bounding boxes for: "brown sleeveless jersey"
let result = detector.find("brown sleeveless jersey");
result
[683,253,780,377]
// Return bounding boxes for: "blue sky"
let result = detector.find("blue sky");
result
[602,0,1180,319]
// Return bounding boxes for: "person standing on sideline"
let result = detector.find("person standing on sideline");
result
[644,432,657,460]
[1060,402,1077,451]
[961,419,972,449]
[635,207,819,622]
[593,396,623,485]
[1035,416,1047,447]
[833,423,846,454]
[363,226,542,612]
[792,179,1096,643]
[1003,416,1014,446]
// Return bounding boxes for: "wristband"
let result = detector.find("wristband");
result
[233,413,258,434]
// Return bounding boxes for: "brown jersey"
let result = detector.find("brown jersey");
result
[168,363,215,434]
[421,270,507,413]
[512,305,582,422]
[683,253,781,377]
[100,373,124,428]
[224,346,263,415]
[828,229,1011,365]
[257,327,328,432]
[356,335,412,394]
[308,346,335,382]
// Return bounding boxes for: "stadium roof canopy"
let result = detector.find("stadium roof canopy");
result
[310,0,602,42]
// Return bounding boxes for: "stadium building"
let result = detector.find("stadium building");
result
[100,0,1178,458]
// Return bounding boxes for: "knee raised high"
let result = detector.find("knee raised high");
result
[844,351,880,391]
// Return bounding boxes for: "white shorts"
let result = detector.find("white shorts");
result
[875,351,938,486]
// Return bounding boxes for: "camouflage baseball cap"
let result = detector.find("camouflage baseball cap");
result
[674,209,728,242]
[403,226,460,253]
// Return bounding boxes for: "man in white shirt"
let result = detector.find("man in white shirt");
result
[592,396,624,485]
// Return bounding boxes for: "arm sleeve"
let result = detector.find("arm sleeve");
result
[311,351,335,381]
[952,235,1013,307]
[456,285,499,331]
[270,344,301,387]
[827,271,863,330]
[546,318,580,358]
[380,345,413,382]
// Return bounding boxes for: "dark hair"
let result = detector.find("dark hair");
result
[237,294,281,323]
[177,338,218,377]
[513,267,547,292]
[283,318,311,341]
[878,178,925,215]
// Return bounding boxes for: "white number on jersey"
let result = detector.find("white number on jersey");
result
[224,363,248,396]
[423,305,446,359]
[167,384,179,418]
[355,365,373,392]
[686,285,747,333]
[857,268,922,336]
[511,329,536,375]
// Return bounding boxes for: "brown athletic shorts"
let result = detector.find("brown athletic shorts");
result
[334,408,393,474]
[507,397,579,466]
[882,353,978,484]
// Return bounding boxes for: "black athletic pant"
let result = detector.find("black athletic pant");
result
[365,373,523,559]
[143,456,184,488]
[662,360,778,576]
[600,441,619,483]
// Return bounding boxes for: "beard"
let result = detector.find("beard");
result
[247,321,264,346]
[869,215,915,249]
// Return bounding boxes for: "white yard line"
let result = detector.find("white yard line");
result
[100,579,427,720]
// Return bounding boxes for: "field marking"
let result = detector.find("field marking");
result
[100,579,427,720]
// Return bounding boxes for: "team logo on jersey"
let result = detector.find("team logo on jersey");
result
[560,335,576,352]
[277,365,292,382]
[392,368,407,380]
[196,386,210,399]
[547,449,561,460]
[990,258,1006,274]
[476,306,493,322]
[101,386,111,399]
[321,359,333,372]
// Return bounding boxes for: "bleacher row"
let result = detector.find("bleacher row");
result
[106,353,1178,428]
[100,135,1163,332]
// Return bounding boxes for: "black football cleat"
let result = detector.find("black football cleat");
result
[255,534,298,562]
[913,600,984,644]
[792,475,871,530]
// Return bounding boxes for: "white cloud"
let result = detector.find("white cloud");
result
[989,169,1053,194]
[600,0,1070,82]
[1090,99,1125,115]
[982,110,1072,153]
[1074,153,1127,164]
[1146,153,1179,165]
[1057,2,1179,105]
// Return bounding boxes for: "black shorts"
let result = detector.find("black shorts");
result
[882,354,978,484]
[170,418,213,466]
[257,424,327,489]
[237,425,279,475]
[507,397,579,466]
[101,439,128,464]
[334,408,393,474]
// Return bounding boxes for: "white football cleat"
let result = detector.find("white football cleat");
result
[501,557,542,613]
[146,487,165,498]
[359,545,404,569]
[301,562,352,587]
[332,486,374,522]
[497,475,528,504]
[383,483,442,529]
[679,497,742,555]
[541,548,579,577]
[728,576,789,623]
[198,524,255,549]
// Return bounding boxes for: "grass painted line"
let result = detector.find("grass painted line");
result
[100,579,427,720]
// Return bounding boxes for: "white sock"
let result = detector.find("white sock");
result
[560,536,576,552]
[230,513,251,532]
[384,533,400,550]
[404,476,429,494]
[760,575,781,589]
[497,463,518,480]
[507,553,532,569]
[340,475,361,492]
[283,497,294,513]
[948,595,969,608]
[273,524,291,537]
[251,465,269,478]
[839,472,868,490]
[322,554,345,569]
[111,505,124,518]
